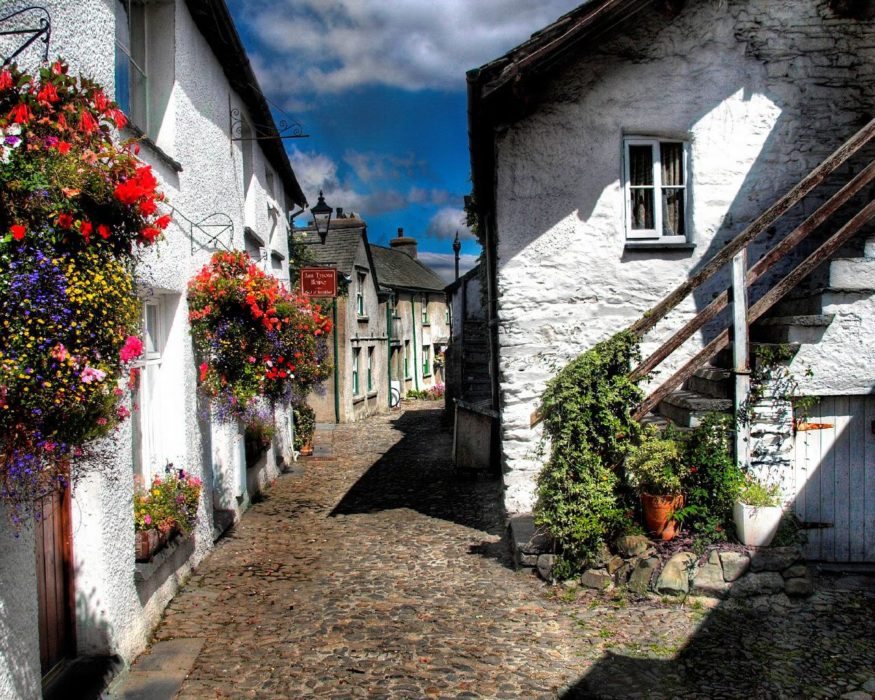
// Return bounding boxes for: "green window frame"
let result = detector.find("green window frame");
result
[352,348,360,396]
[422,344,430,376]
[367,347,374,392]
[421,294,429,324]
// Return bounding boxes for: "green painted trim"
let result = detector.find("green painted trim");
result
[411,295,419,392]
[333,299,340,423]
[386,300,393,407]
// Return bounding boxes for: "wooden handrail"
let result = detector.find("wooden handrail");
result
[629,160,875,382]
[629,118,875,339]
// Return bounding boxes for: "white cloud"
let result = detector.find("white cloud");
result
[418,252,479,284]
[238,0,582,95]
[344,151,426,183]
[426,206,473,241]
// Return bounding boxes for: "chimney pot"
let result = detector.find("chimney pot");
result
[336,207,344,218]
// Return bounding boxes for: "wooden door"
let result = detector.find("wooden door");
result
[35,487,76,678]
[793,396,875,562]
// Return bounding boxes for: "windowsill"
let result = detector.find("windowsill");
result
[123,124,183,173]
[624,240,696,251]
[422,322,431,327]
[134,532,194,584]
[367,391,378,399]
[423,372,432,378]
[352,394,365,405]
[392,314,401,320]
[357,316,369,323]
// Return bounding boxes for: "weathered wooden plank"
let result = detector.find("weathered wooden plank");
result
[848,396,866,562]
[865,396,875,562]
[834,396,851,562]
[629,161,875,382]
[732,250,751,470]
[629,118,875,338]
[821,397,837,562]
[793,402,806,529]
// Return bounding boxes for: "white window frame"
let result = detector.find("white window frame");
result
[356,272,366,316]
[366,347,374,392]
[623,137,689,244]
[134,298,164,479]
[352,348,361,396]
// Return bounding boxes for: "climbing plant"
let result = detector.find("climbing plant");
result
[534,330,643,570]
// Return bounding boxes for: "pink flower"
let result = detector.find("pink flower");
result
[117,405,131,420]
[119,336,144,362]
[144,514,152,525]
[96,417,108,426]
[80,366,107,384]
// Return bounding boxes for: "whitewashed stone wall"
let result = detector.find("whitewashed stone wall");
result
[0,0,298,690]
[492,0,875,514]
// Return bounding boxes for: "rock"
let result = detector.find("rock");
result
[616,535,651,558]
[690,562,730,599]
[839,692,871,700]
[628,557,659,595]
[749,546,801,572]
[707,549,720,566]
[781,564,808,579]
[590,543,613,568]
[580,569,613,590]
[536,554,556,581]
[606,555,624,575]
[729,572,785,598]
[516,551,538,568]
[655,553,696,596]
[719,552,751,582]
[768,593,792,610]
[614,562,633,585]
[510,515,552,555]
[784,575,814,597]
[863,678,875,694]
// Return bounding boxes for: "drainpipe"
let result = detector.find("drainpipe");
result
[333,298,340,423]
[386,299,393,407]
[411,294,419,392]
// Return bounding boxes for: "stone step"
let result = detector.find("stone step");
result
[713,342,801,370]
[829,258,875,290]
[751,314,834,344]
[684,366,733,400]
[864,235,875,258]
[657,390,733,428]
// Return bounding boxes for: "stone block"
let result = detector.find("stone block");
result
[655,552,696,596]
[690,562,730,599]
[614,562,633,585]
[781,564,808,579]
[590,543,613,568]
[509,515,552,555]
[580,569,613,590]
[729,572,785,598]
[784,575,814,597]
[606,555,624,575]
[536,554,556,582]
[515,551,538,568]
[749,547,801,572]
[615,535,651,558]
[628,557,659,595]
[720,552,751,582]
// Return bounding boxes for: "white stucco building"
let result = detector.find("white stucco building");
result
[468,0,875,561]
[0,1,308,695]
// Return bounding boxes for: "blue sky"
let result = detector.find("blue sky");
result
[226,0,582,280]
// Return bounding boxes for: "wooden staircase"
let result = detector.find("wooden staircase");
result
[460,320,492,405]
[630,118,875,448]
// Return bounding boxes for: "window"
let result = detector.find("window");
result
[422,344,430,376]
[352,348,361,396]
[114,0,174,142]
[624,138,688,243]
[244,228,265,267]
[367,347,374,392]
[421,295,429,324]
[356,272,366,316]
[404,341,410,379]
[115,0,147,129]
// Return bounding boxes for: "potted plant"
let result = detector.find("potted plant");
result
[733,476,783,547]
[625,428,687,540]
[243,406,276,468]
[294,404,316,456]
[133,467,202,561]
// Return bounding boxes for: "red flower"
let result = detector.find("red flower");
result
[140,227,161,243]
[155,214,172,230]
[51,60,64,76]
[79,110,98,135]
[37,83,59,105]
[108,108,127,129]
[56,140,71,155]
[199,362,209,382]
[139,199,157,216]
[9,103,31,124]
[0,70,13,91]
[57,213,74,229]
[98,224,111,240]
[80,221,93,241]
[10,224,25,241]
[119,336,144,362]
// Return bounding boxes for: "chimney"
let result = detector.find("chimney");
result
[389,227,418,259]
[335,207,344,218]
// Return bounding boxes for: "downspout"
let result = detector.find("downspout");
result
[386,299,393,407]
[411,294,419,392]
[333,298,340,423]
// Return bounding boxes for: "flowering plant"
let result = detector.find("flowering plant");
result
[0,60,168,521]
[133,466,202,535]
[187,251,332,421]
[292,403,316,452]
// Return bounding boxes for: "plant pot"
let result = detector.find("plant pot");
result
[641,493,684,541]
[298,441,313,456]
[135,529,160,562]
[733,501,783,547]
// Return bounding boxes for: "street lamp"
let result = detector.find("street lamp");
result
[310,190,332,244]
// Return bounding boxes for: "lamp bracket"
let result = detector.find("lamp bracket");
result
[165,205,234,254]
[229,105,308,142]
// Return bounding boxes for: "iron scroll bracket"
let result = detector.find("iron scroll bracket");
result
[0,6,51,67]
[165,205,234,255]
[228,93,309,143]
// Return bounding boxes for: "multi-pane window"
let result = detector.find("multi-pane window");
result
[624,138,688,242]
[367,347,374,392]
[421,295,429,324]
[352,348,361,396]
[133,299,162,478]
[356,272,366,316]
[115,0,148,129]
[422,344,430,376]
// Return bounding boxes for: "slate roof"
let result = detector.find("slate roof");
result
[296,222,365,277]
[370,245,447,293]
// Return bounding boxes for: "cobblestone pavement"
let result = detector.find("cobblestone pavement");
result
[142,402,875,699]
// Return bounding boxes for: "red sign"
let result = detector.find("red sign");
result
[300,267,337,297]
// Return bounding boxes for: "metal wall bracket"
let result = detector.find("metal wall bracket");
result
[166,206,234,254]
[228,93,308,142]
[0,6,51,67]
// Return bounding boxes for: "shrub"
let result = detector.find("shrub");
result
[134,467,202,535]
[293,403,316,451]
[624,427,687,496]
[535,331,643,570]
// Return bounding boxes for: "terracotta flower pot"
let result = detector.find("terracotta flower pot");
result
[298,441,313,456]
[641,493,684,541]
[135,529,159,562]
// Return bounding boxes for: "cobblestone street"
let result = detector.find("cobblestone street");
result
[120,403,875,699]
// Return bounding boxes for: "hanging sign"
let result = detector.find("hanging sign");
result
[300,267,337,297]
